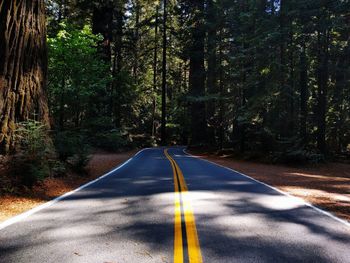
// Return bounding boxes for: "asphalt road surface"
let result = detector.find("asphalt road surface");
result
[0,147,349,263]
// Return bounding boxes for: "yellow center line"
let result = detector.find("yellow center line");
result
[165,149,203,263]
[168,150,184,263]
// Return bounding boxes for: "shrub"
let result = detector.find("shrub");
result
[67,144,90,174]
[54,131,90,174]
[13,120,54,187]
[50,160,67,177]
[91,130,128,152]
[54,131,85,161]
[273,149,325,165]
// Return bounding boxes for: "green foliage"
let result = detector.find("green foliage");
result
[54,131,85,161]
[91,131,128,152]
[67,146,90,174]
[48,23,111,129]
[54,131,90,174]
[13,120,54,187]
[43,0,350,164]
[274,150,325,165]
[50,160,67,177]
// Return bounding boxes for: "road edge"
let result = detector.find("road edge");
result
[0,148,148,231]
[183,149,350,228]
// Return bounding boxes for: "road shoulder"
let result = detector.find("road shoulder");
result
[188,150,350,223]
[0,150,137,223]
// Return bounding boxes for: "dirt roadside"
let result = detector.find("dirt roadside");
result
[189,151,350,222]
[0,150,137,222]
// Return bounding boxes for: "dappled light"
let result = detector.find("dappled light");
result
[1,148,349,263]
[196,153,350,222]
[1,0,350,262]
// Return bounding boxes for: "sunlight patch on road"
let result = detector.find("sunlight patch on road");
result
[252,195,302,210]
[181,191,230,215]
[48,224,110,239]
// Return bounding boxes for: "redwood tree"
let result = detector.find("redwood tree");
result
[189,0,206,145]
[0,0,49,153]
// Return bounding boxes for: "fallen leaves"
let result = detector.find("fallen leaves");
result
[0,151,136,223]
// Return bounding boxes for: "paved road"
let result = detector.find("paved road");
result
[0,147,349,263]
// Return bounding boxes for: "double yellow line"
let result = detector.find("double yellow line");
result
[164,149,203,263]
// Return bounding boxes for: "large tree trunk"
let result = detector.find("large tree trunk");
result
[111,4,124,127]
[299,41,308,145]
[316,21,330,154]
[92,3,113,63]
[161,0,167,145]
[206,0,218,145]
[152,5,159,138]
[92,2,113,118]
[279,0,288,137]
[0,0,49,153]
[189,0,206,145]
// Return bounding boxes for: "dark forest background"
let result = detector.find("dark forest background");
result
[0,0,350,186]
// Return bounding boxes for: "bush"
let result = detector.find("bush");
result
[91,130,128,152]
[54,131,86,161]
[13,120,54,187]
[273,149,325,165]
[54,131,90,174]
[50,160,67,177]
[129,134,157,148]
[67,144,90,174]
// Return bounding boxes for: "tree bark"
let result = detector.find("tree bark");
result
[161,0,167,145]
[316,18,330,154]
[92,3,113,63]
[92,2,113,117]
[0,0,49,153]
[111,4,124,127]
[189,0,207,145]
[152,5,159,137]
[206,0,218,145]
[299,41,308,145]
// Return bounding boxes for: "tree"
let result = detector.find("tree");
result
[39,0,350,158]
[206,0,219,145]
[188,0,207,145]
[152,5,160,137]
[0,0,49,153]
[47,24,110,129]
[161,0,167,145]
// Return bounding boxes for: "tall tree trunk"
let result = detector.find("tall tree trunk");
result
[288,27,295,133]
[152,5,159,138]
[0,0,49,153]
[189,0,206,145]
[279,0,288,137]
[218,28,224,150]
[333,54,345,152]
[133,0,141,83]
[92,3,113,63]
[112,5,124,127]
[161,0,167,145]
[206,0,218,145]
[299,41,308,145]
[316,20,329,154]
[92,2,113,116]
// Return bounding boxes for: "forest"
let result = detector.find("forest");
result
[0,0,350,187]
